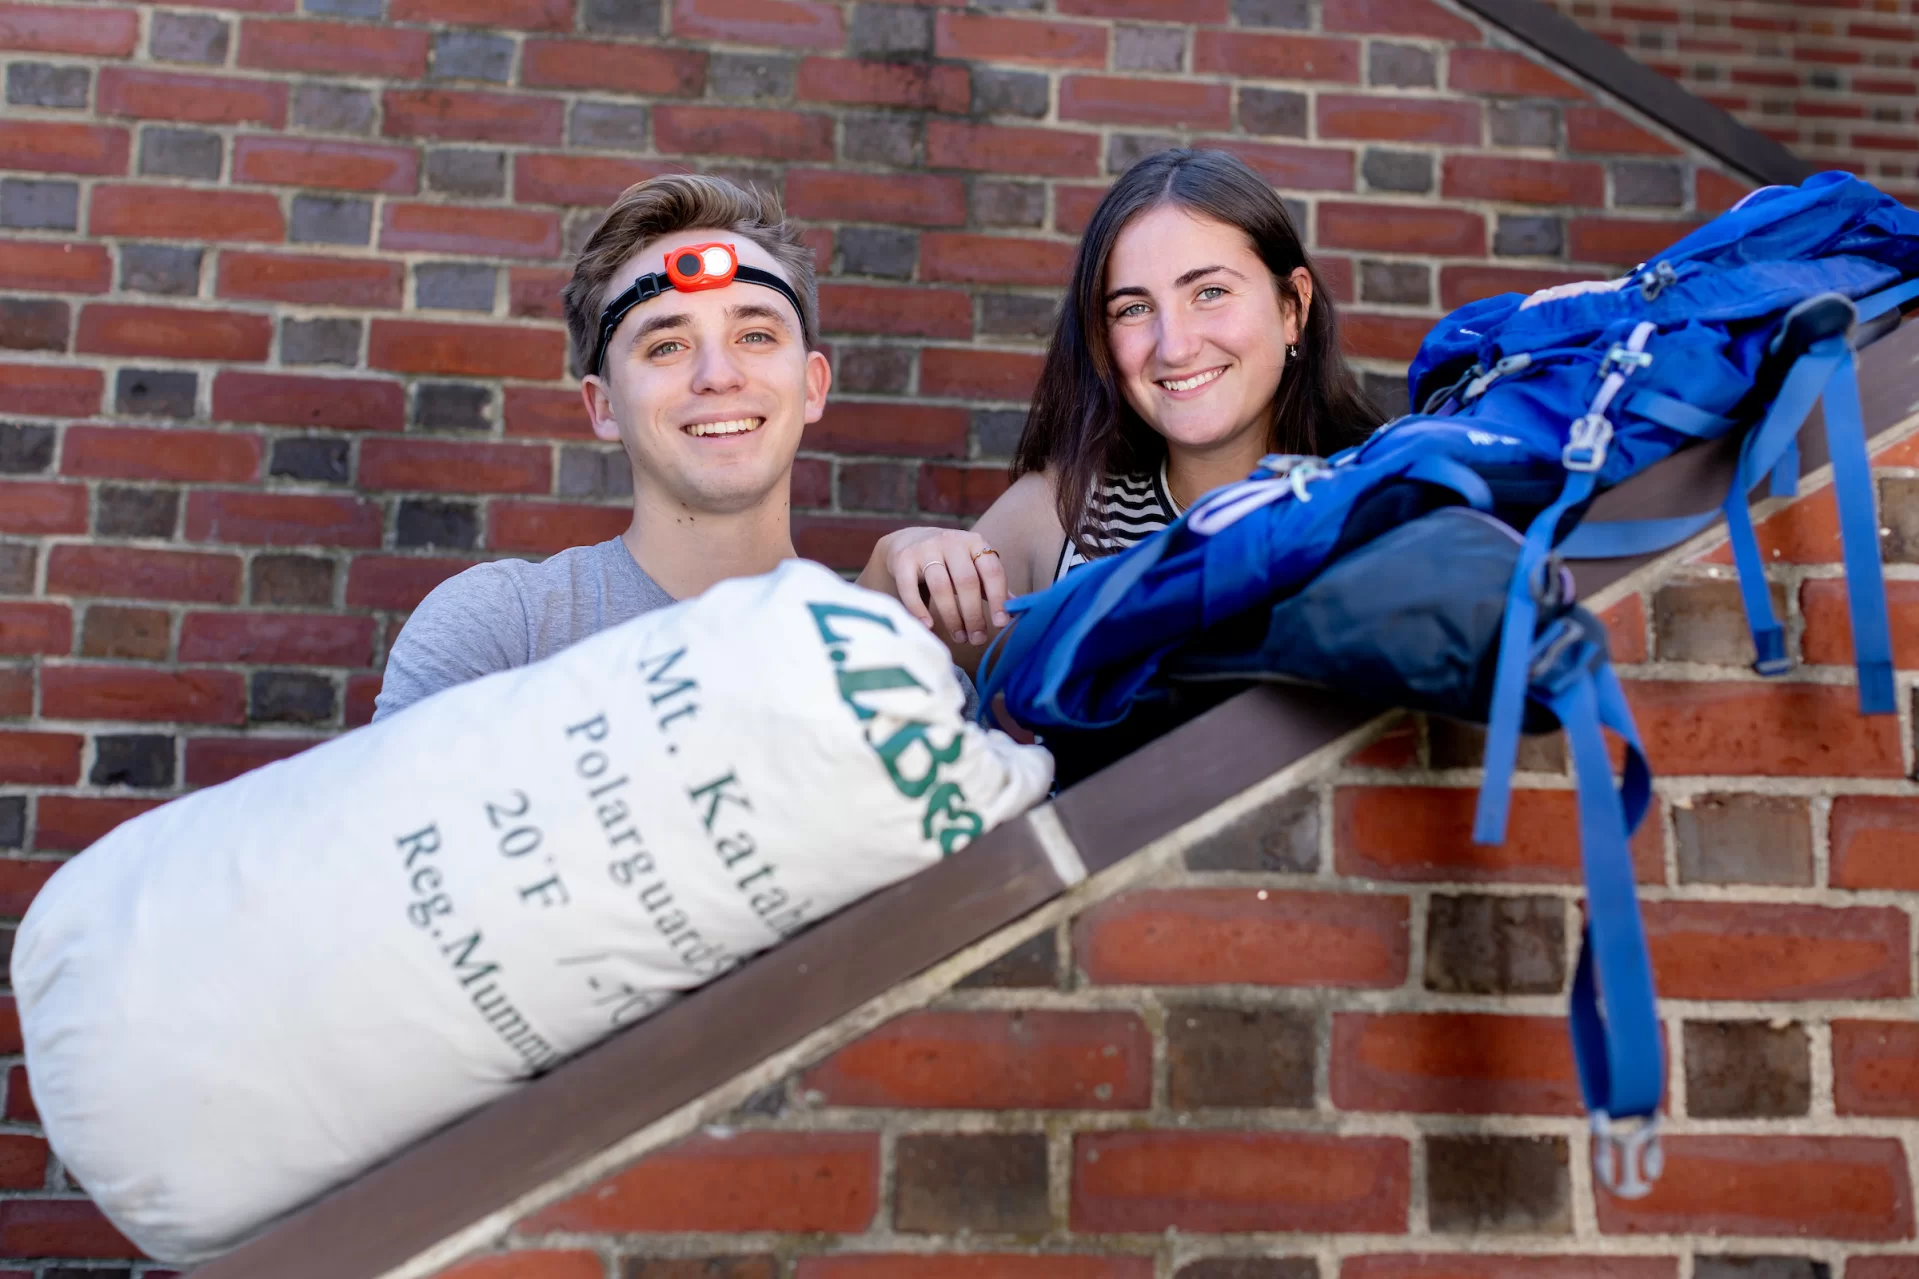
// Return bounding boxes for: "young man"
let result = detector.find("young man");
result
[373,174,830,721]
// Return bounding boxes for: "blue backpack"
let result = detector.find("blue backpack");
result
[976,171,1919,1197]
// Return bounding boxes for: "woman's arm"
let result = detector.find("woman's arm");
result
[856,471,1065,670]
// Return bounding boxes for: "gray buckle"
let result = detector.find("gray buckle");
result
[1603,343,1653,376]
[1591,1111,1663,1199]
[1562,414,1613,472]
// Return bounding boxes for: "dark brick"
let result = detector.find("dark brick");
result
[1427,1135,1571,1234]
[893,1133,1049,1234]
[292,83,376,135]
[431,31,513,83]
[836,345,912,394]
[1115,25,1184,73]
[1362,370,1408,421]
[1233,0,1309,27]
[270,437,351,484]
[1428,716,1566,771]
[290,195,373,246]
[1183,788,1317,872]
[1494,214,1563,258]
[708,52,795,100]
[979,293,1056,339]
[566,210,603,258]
[1693,1260,1829,1279]
[415,262,496,312]
[139,127,223,181]
[121,244,203,296]
[849,4,931,57]
[251,554,334,607]
[250,670,336,724]
[584,0,661,33]
[1684,1022,1810,1119]
[557,446,633,500]
[0,798,22,850]
[1652,577,1788,665]
[413,382,491,430]
[837,460,909,511]
[569,101,649,151]
[970,180,1044,228]
[1368,42,1436,88]
[95,486,180,538]
[0,544,35,595]
[1362,148,1433,194]
[0,424,55,475]
[1175,1262,1317,1279]
[425,148,506,198]
[2,179,80,231]
[1884,477,1919,563]
[1425,894,1564,995]
[1166,1006,1315,1109]
[1359,260,1430,307]
[839,227,916,280]
[151,11,230,64]
[0,299,68,352]
[956,930,1058,989]
[396,498,479,549]
[973,408,1026,459]
[307,0,382,15]
[6,63,89,109]
[282,317,362,366]
[1109,132,1180,177]
[116,368,197,419]
[1491,102,1559,148]
[90,734,175,789]
[1673,793,1811,885]
[844,113,919,167]
[618,1258,777,1279]
[1614,160,1685,208]
[973,68,1049,119]
[82,606,170,660]
[1240,87,1307,137]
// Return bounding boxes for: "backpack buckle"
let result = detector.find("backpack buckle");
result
[1563,414,1613,472]
[1637,261,1678,301]
[1591,1111,1663,1199]
[1602,344,1654,376]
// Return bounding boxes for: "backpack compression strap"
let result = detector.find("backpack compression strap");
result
[1530,618,1664,1198]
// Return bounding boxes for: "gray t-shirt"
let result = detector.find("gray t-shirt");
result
[373,537,674,722]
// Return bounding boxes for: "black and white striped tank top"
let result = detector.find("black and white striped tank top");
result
[1053,463,1181,582]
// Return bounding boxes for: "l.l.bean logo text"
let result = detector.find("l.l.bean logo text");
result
[807,601,985,856]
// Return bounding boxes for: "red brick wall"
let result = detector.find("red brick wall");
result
[433,433,1919,1276]
[1547,0,1919,202]
[0,0,1832,1267]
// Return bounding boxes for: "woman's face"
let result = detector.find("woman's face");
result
[1102,203,1310,457]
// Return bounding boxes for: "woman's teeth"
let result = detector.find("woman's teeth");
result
[684,418,762,437]
[1159,368,1224,392]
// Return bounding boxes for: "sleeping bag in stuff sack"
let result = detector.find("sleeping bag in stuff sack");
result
[12,559,1054,1265]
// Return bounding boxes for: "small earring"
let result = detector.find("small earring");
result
[1286,342,1299,359]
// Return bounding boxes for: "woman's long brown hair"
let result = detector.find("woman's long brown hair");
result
[1014,147,1383,560]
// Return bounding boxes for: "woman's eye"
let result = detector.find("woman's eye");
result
[1196,285,1227,302]
[1113,301,1148,320]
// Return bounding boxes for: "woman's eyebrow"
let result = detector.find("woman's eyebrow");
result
[1103,264,1247,304]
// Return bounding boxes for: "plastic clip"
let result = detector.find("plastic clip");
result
[1603,343,1654,376]
[1562,413,1613,472]
[1591,1112,1663,1199]
[1463,353,1532,402]
[1637,261,1678,302]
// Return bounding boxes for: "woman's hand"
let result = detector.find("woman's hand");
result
[858,526,1011,647]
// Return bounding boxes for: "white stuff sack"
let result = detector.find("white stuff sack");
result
[13,559,1053,1264]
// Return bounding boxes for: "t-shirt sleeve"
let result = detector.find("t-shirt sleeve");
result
[372,564,530,722]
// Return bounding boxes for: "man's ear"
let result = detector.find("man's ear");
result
[802,347,832,425]
[581,375,622,444]
[1287,265,1315,345]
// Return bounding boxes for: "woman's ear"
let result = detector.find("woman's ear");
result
[1287,265,1315,345]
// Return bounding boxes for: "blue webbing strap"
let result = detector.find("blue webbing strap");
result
[1821,340,1897,713]
[1548,660,1664,1197]
[1856,276,1919,321]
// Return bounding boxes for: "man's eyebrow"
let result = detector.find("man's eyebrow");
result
[1102,264,1245,305]
[728,301,794,333]
[630,311,692,343]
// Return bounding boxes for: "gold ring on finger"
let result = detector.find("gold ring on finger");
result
[972,548,1001,562]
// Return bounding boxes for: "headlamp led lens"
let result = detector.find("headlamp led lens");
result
[665,242,738,291]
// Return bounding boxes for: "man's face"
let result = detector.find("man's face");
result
[582,228,829,516]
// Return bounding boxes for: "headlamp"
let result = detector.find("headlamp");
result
[590,241,809,375]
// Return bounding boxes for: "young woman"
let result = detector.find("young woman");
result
[856,147,1383,665]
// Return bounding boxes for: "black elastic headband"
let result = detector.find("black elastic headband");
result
[590,265,809,376]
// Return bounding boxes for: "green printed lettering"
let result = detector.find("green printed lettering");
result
[834,664,926,722]
[638,647,697,706]
[688,772,752,831]
[807,601,898,646]
[871,718,963,799]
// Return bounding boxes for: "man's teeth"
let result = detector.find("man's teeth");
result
[684,418,762,436]
[1160,368,1224,392]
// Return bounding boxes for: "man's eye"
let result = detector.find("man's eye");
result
[740,330,775,344]
[648,340,686,357]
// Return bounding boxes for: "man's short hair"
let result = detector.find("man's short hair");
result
[563,174,820,377]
